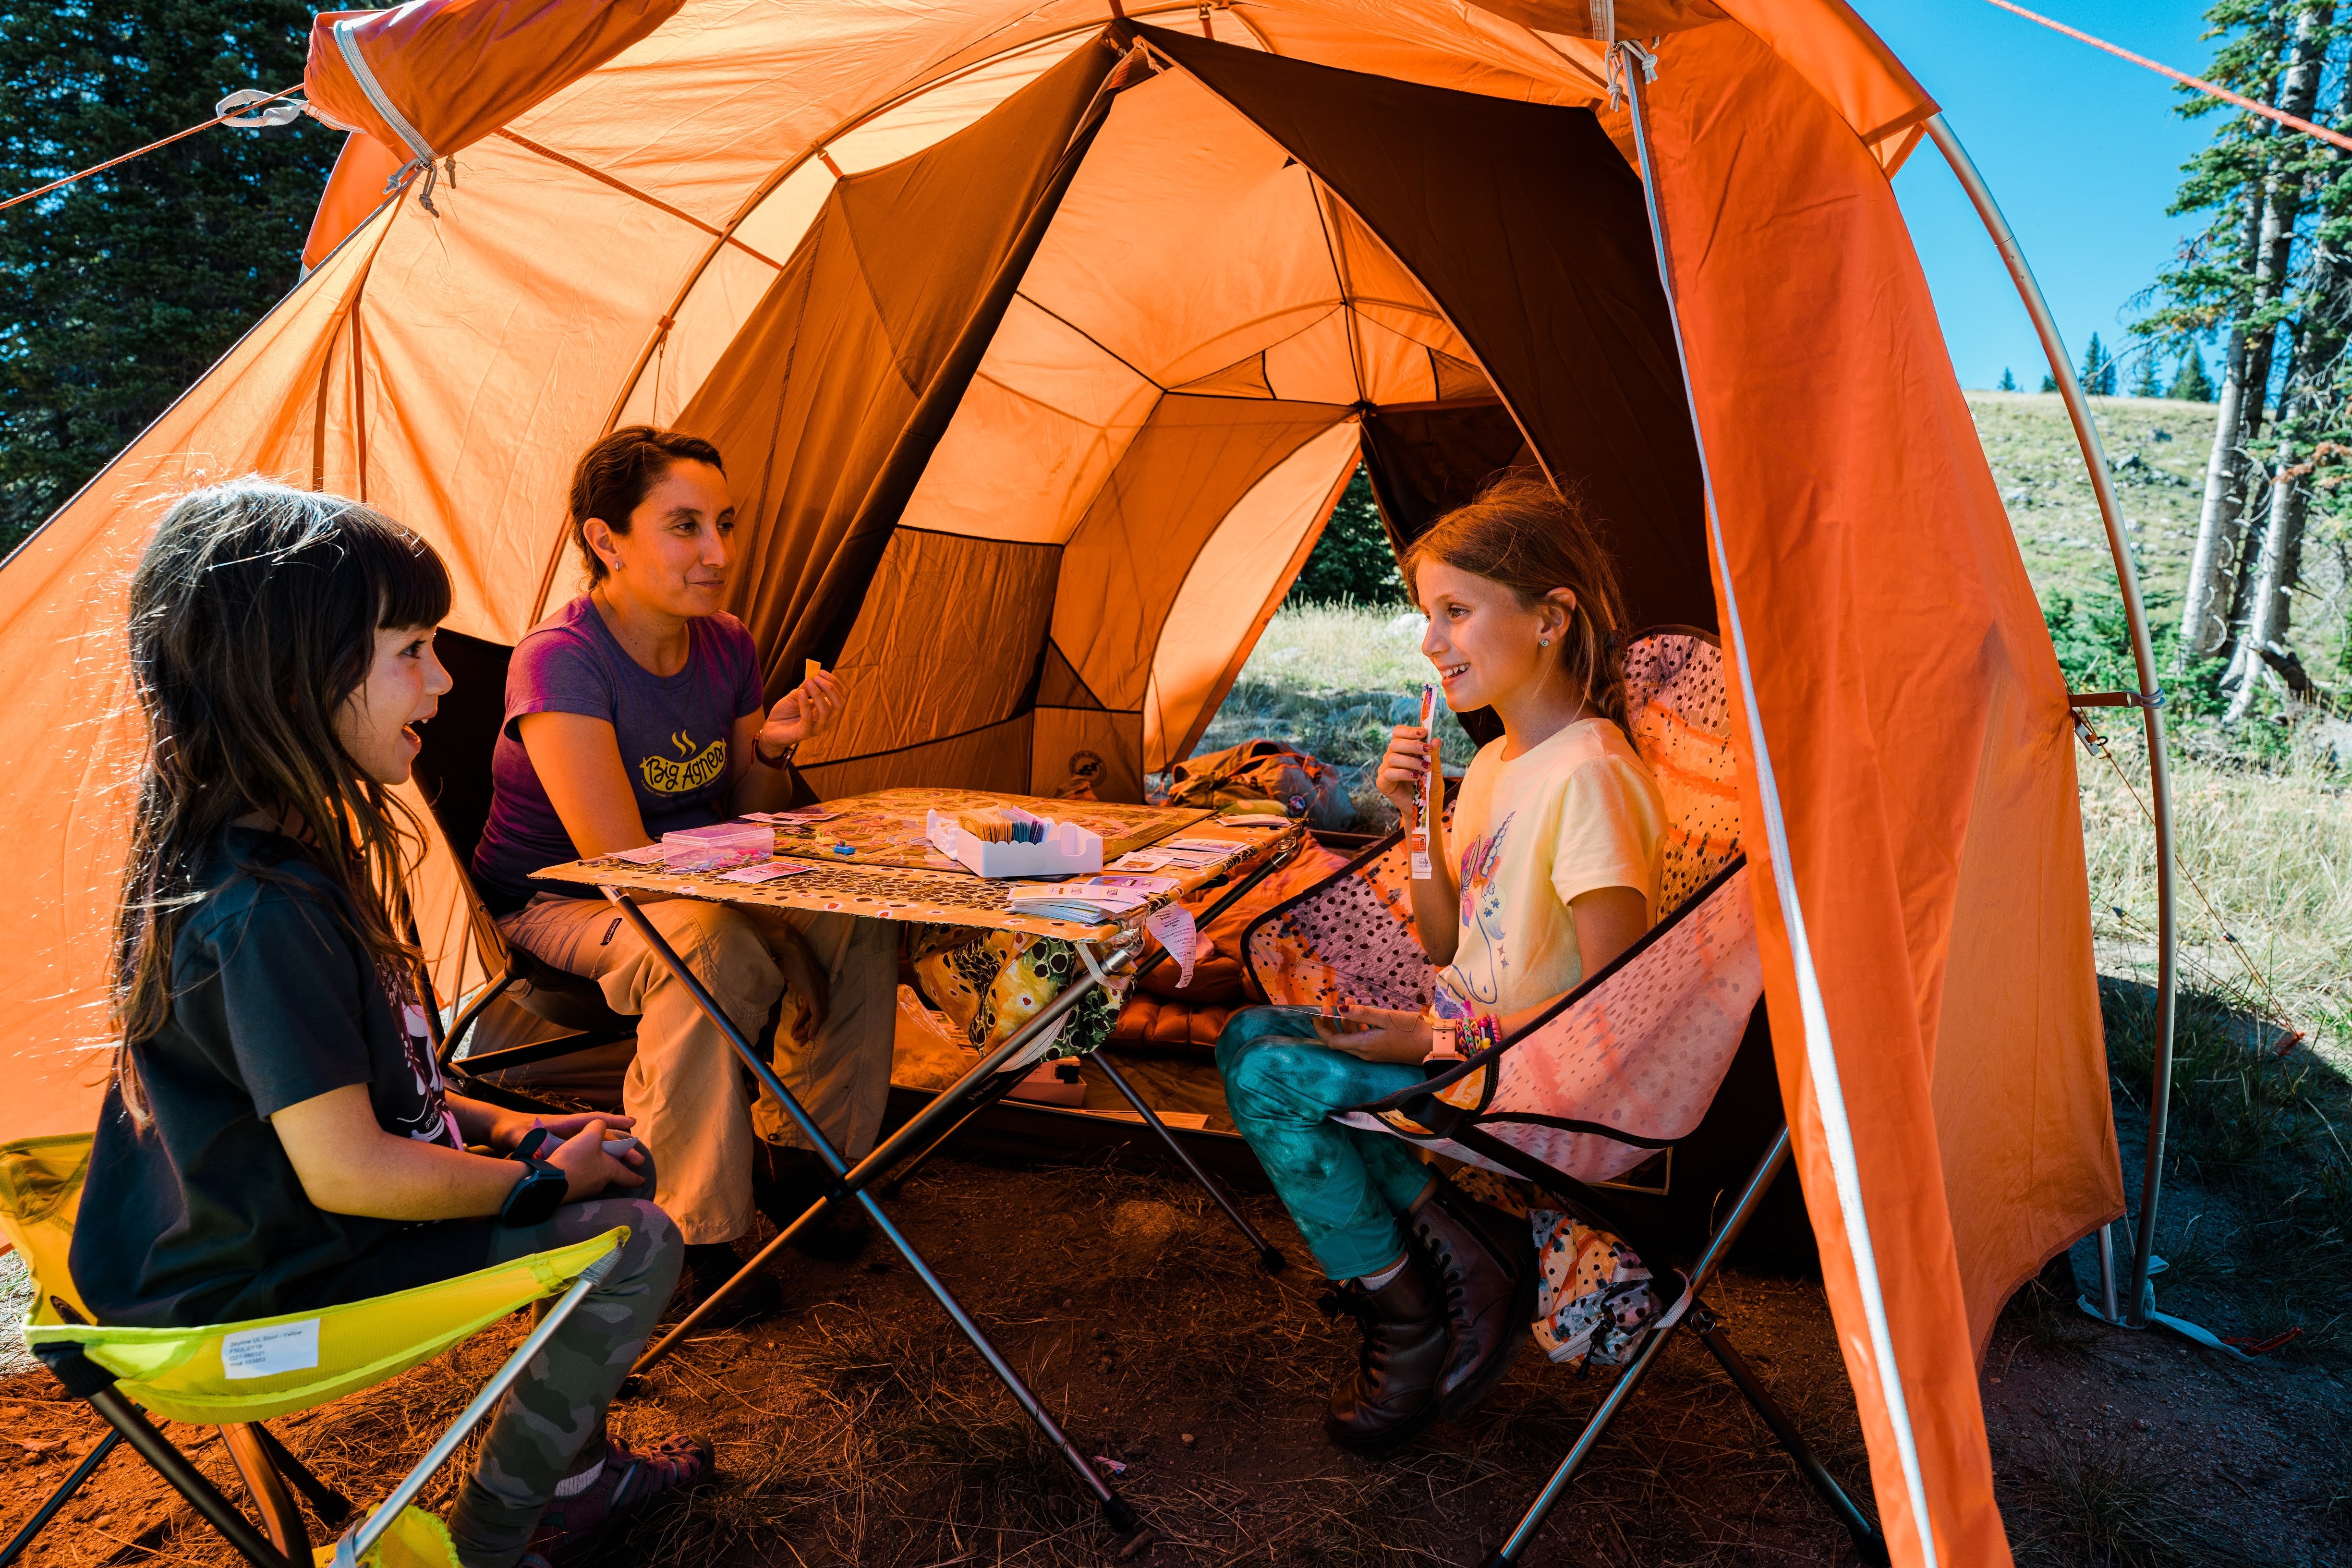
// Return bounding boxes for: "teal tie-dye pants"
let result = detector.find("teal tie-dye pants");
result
[1215,1006,1437,1280]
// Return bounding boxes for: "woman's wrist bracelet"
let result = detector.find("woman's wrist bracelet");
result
[753,735,798,769]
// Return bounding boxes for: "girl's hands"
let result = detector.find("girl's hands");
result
[1376,724,1432,819]
[761,668,846,751]
[487,1108,636,1154]
[549,1118,646,1203]
[1313,1004,1432,1065]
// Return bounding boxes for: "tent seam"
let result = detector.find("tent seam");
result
[491,129,782,268]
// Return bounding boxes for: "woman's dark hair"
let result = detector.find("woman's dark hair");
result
[1401,473,1632,731]
[568,425,726,584]
[113,480,453,1121]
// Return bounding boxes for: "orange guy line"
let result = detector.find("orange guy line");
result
[1983,0,2352,154]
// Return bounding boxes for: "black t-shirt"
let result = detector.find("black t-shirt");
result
[72,827,497,1328]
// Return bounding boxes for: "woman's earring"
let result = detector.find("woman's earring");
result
[1538,636,1550,647]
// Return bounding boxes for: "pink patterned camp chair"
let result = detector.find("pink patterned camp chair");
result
[1239,628,1890,1567]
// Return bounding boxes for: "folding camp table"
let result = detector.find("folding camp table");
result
[528,802,1308,1536]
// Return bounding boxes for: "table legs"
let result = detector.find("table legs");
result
[601,890,1141,1534]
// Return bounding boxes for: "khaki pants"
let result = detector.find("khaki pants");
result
[499,893,896,1246]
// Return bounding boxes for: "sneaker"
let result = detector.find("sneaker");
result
[752,1141,873,1262]
[522,1433,715,1564]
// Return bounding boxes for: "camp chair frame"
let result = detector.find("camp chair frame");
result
[1,1131,630,1568]
[1327,863,1889,1566]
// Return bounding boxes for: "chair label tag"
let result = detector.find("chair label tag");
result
[222,1319,320,1379]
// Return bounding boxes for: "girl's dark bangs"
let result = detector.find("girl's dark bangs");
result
[358,513,453,629]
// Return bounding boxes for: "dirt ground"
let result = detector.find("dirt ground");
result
[3,1135,2348,1568]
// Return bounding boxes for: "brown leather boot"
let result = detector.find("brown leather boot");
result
[1407,1178,1539,1422]
[1323,1258,1448,1453]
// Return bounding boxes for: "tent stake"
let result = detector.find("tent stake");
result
[1923,114,2177,1332]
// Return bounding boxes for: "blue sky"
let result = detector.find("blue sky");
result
[1846,1,2228,392]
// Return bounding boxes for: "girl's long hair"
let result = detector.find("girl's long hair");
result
[1401,474,1632,731]
[113,480,452,1121]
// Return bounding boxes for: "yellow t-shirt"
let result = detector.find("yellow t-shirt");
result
[1433,717,1667,1021]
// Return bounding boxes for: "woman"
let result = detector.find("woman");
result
[75,480,705,1568]
[472,427,895,1304]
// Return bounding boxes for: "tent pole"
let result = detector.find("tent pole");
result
[1922,115,2177,1330]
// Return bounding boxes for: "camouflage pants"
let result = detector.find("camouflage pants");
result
[445,1184,684,1568]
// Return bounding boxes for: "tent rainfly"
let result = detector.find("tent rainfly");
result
[0,4,2182,1566]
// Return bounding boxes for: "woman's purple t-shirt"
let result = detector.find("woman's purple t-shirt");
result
[473,596,764,912]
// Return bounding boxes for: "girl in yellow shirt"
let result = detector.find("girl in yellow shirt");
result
[1216,475,1665,1453]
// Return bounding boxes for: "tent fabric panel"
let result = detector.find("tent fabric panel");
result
[0,214,394,1143]
[799,712,1037,801]
[896,299,1164,546]
[1143,26,1714,634]
[1711,0,1937,166]
[1146,420,1363,769]
[481,1,1119,225]
[1226,2,1605,102]
[1647,19,2098,1562]
[1018,71,1348,392]
[304,0,683,167]
[1032,708,1145,802]
[1051,395,1352,714]
[612,243,785,430]
[339,137,724,643]
[303,132,405,270]
[669,41,1116,697]
[1357,404,1538,555]
[797,531,1061,778]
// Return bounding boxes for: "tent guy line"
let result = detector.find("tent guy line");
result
[1982,0,2352,155]
[0,84,304,212]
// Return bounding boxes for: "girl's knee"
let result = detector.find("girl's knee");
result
[1214,1005,1301,1072]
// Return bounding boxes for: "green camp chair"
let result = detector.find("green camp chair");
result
[0,1132,628,1568]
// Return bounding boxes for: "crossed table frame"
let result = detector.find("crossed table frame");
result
[526,817,1309,1538]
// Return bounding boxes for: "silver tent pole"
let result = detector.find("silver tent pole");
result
[1923,113,2177,1328]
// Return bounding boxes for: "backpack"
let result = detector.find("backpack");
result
[1166,739,1353,831]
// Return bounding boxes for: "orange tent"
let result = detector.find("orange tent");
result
[0,4,2137,1564]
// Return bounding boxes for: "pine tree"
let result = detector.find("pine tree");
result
[1997,367,2018,391]
[0,0,336,548]
[2131,348,2163,397]
[2040,371,2061,393]
[2168,345,2219,401]
[1286,467,1406,606]
[2080,332,2120,395]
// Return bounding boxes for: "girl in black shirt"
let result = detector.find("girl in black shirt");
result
[73,480,708,1567]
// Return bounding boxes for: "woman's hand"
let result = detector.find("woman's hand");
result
[1376,724,1431,819]
[760,667,846,752]
[1313,1004,1432,1065]
[548,1118,646,1204]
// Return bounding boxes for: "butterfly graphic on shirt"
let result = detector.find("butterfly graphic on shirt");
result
[1438,811,1515,1011]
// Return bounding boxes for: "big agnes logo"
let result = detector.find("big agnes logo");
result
[641,729,727,795]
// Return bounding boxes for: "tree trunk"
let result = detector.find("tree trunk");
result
[2225,435,2310,722]
[2239,3,2330,444]
[2181,4,2330,665]
[2182,310,2256,659]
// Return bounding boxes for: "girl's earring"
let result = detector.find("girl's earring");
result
[1538,636,1550,647]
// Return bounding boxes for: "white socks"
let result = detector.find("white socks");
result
[1359,1257,1410,1292]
